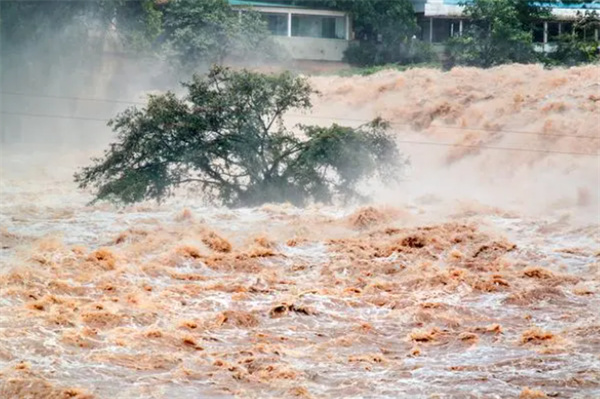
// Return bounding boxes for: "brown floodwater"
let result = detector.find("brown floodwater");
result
[1,64,599,398]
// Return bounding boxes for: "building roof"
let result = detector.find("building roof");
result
[228,0,308,8]
[535,1,600,9]
[443,0,600,9]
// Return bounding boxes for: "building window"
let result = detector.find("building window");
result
[432,19,452,42]
[577,25,599,41]
[548,22,560,41]
[418,17,458,42]
[418,18,430,41]
[263,13,288,36]
[449,20,461,37]
[561,22,574,36]
[533,22,545,43]
[291,14,346,39]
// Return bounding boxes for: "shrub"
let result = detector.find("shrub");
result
[344,42,381,66]
[545,34,599,66]
[344,39,437,67]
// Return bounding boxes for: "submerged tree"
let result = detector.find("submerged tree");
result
[75,66,405,207]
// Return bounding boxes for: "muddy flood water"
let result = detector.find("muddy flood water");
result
[1,64,599,398]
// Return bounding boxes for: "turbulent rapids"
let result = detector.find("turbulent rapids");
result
[1,65,599,398]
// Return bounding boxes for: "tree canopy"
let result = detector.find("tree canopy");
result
[0,0,163,53]
[339,0,425,65]
[445,0,599,67]
[75,66,405,207]
[0,0,276,85]
[446,0,551,67]
[161,0,276,73]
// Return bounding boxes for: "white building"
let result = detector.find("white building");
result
[230,0,351,62]
[410,0,600,47]
[231,0,599,61]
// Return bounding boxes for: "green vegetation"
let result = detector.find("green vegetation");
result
[344,37,438,67]
[0,1,162,91]
[547,34,600,65]
[334,0,426,65]
[446,0,599,68]
[334,62,442,77]
[2,0,597,77]
[445,0,548,68]
[0,0,163,54]
[0,0,276,85]
[161,0,277,73]
[75,66,405,207]
[544,10,600,66]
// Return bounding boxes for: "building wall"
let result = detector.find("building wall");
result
[233,3,350,61]
[424,0,464,17]
[273,36,349,61]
